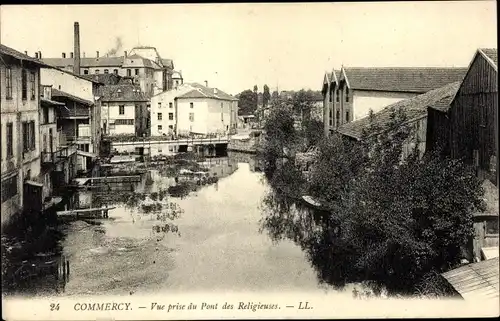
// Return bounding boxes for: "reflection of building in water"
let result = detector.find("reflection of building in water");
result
[200,157,238,179]
[227,151,260,172]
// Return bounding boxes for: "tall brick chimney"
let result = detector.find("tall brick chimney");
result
[74,22,81,75]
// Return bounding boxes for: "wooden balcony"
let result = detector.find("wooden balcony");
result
[41,145,77,165]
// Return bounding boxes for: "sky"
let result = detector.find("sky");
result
[0,2,497,95]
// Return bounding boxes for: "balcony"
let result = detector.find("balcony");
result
[41,145,78,165]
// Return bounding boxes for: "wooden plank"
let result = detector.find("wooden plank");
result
[57,206,116,216]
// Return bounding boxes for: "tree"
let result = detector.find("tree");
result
[237,89,256,115]
[263,84,271,107]
[262,107,486,295]
[291,90,316,121]
[271,90,279,102]
[253,85,259,110]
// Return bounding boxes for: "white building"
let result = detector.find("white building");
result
[150,84,195,137]
[176,83,238,136]
[1,45,45,226]
[322,67,468,136]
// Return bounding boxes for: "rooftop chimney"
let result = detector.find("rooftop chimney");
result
[214,88,218,94]
[74,22,81,75]
[38,51,42,59]
[124,51,127,57]
[35,52,39,59]
[96,51,99,58]
[70,52,74,59]
[204,80,208,87]
[24,51,28,55]
[62,52,66,58]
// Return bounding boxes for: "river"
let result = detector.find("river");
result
[2,152,335,297]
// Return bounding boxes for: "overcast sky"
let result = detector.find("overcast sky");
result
[1,2,497,95]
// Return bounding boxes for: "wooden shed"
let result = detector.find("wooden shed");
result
[441,257,499,301]
[448,48,498,186]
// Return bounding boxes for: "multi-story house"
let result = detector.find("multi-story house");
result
[40,67,102,173]
[39,85,78,203]
[100,77,149,137]
[1,44,46,227]
[337,81,461,159]
[175,83,238,136]
[322,67,468,136]
[150,83,195,137]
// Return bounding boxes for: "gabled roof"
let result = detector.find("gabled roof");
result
[338,81,461,140]
[162,59,174,69]
[42,57,124,68]
[41,97,65,106]
[100,83,148,102]
[479,48,497,70]
[176,83,238,101]
[340,67,467,93]
[441,257,499,300]
[123,55,154,68]
[52,88,94,106]
[0,44,51,67]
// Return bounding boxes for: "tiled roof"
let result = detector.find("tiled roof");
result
[162,59,174,69]
[479,48,498,68]
[341,67,467,93]
[123,55,154,68]
[338,81,461,140]
[52,88,94,106]
[441,257,499,300]
[177,83,238,101]
[0,44,51,67]
[41,97,65,106]
[100,83,148,102]
[42,57,124,68]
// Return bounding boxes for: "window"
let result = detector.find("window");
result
[95,69,100,74]
[119,105,125,115]
[158,113,163,120]
[113,69,119,75]
[346,88,349,102]
[21,69,27,100]
[336,89,339,102]
[29,72,36,100]
[169,102,173,109]
[135,69,139,76]
[5,67,12,99]
[127,69,132,77]
[1,174,18,203]
[84,70,89,75]
[22,121,35,152]
[168,113,173,120]
[346,110,350,122]
[168,125,173,130]
[114,119,134,125]
[221,102,223,109]
[6,123,13,157]
[221,112,224,121]
[329,88,333,102]
[336,110,340,127]
[329,108,333,126]
[104,69,109,74]
[189,113,194,122]
[190,102,194,108]
[158,125,163,131]
[158,102,162,109]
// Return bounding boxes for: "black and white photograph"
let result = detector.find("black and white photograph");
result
[1,2,498,319]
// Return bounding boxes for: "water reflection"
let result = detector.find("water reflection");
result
[259,188,356,290]
[4,153,323,297]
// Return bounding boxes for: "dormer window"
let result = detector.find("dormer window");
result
[336,89,340,102]
[346,87,349,102]
[117,89,122,97]
[95,69,100,74]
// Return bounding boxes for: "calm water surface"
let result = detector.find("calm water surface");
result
[2,152,333,297]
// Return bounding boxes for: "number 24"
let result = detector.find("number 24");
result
[50,303,60,311]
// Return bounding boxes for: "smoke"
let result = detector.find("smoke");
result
[106,37,123,57]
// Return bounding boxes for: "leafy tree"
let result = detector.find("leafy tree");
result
[253,85,259,110]
[291,90,317,121]
[262,107,486,295]
[237,89,256,115]
[271,90,279,102]
[263,84,271,107]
